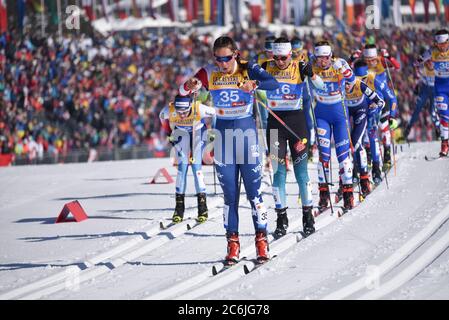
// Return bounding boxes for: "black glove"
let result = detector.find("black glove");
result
[301,62,314,78]
[413,84,419,95]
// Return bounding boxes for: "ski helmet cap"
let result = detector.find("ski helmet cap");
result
[314,45,332,57]
[264,36,275,51]
[354,65,368,77]
[272,42,292,56]
[291,37,303,50]
[174,95,192,111]
[363,47,378,58]
[435,33,449,44]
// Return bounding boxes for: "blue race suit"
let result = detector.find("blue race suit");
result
[188,60,279,234]
[312,57,355,185]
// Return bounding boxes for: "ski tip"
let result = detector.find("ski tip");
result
[212,264,221,276]
[243,264,252,275]
[297,232,305,242]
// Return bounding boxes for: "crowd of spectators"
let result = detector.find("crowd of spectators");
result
[0,25,437,164]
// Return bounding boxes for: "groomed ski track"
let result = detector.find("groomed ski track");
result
[0,142,448,300]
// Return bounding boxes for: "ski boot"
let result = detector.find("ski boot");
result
[172,193,185,223]
[403,125,411,140]
[255,230,269,263]
[352,165,360,187]
[318,183,330,212]
[372,162,382,186]
[366,146,372,170]
[440,139,449,157]
[273,208,288,239]
[342,184,355,211]
[225,232,240,265]
[382,145,392,172]
[196,193,208,223]
[307,144,314,163]
[335,179,343,203]
[302,206,315,237]
[359,172,372,199]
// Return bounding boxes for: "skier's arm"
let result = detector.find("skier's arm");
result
[247,63,279,91]
[159,106,173,136]
[199,104,216,128]
[180,68,209,96]
[360,81,385,108]
[299,62,325,90]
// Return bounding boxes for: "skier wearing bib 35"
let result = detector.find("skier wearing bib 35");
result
[180,36,279,265]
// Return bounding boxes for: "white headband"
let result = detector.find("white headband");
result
[272,43,292,56]
[314,45,332,57]
[363,48,378,58]
[435,34,449,44]
[175,101,190,108]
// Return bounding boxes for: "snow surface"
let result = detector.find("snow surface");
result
[0,142,448,300]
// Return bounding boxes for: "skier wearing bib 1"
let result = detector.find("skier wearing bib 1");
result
[180,36,279,265]
[159,95,216,223]
[312,41,356,211]
[261,37,325,238]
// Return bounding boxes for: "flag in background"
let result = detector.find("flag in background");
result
[203,0,211,24]
[346,0,354,26]
[29,0,43,13]
[45,0,58,25]
[216,0,224,25]
[409,0,416,18]
[382,0,390,19]
[230,0,240,25]
[168,0,179,21]
[266,0,273,23]
[392,0,402,26]
[444,0,449,21]
[293,0,305,26]
[280,0,289,23]
[17,0,26,31]
[335,0,344,20]
[82,0,96,21]
[433,0,441,17]
[185,0,193,21]
[131,0,141,18]
[320,0,326,25]
[249,0,262,25]
[0,0,7,33]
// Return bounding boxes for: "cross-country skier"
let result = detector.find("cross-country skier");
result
[311,40,356,211]
[343,60,386,196]
[261,37,325,238]
[159,95,216,223]
[292,36,315,162]
[423,29,449,156]
[352,60,387,185]
[404,49,439,140]
[360,44,400,171]
[180,36,279,265]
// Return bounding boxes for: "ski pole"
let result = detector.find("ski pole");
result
[384,63,398,176]
[340,82,364,202]
[304,78,335,214]
[254,94,273,186]
[213,157,217,195]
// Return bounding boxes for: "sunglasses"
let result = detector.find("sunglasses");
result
[316,55,331,60]
[176,109,190,116]
[214,54,234,63]
[273,55,289,61]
